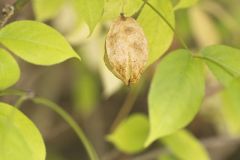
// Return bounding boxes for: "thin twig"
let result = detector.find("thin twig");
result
[14,91,34,108]
[0,89,26,96]
[0,89,100,160]
[32,97,100,160]
[110,78,145,132]
[132,0,147,19]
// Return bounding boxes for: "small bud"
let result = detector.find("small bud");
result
[105,15,148,85]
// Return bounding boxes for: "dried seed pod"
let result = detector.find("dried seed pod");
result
[105,15,148,85]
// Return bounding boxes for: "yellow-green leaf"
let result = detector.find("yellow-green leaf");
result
[0,21,80,65]
[0,48,20,90]
[161,130,210,160]
[107,114,149,154]
[72,0,104,32]
[201,45,240,87]
[146,50,205,146]
[137,0,175,65]
[0,102,46,160]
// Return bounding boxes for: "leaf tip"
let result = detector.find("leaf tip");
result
[144,132,156,147]
[105,134,114,142]
[74,54,81,61]
[144,127,168,147]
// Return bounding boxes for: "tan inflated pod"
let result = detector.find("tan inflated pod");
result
[105,14,148,85]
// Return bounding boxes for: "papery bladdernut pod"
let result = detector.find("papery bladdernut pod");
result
[104,14,148,85]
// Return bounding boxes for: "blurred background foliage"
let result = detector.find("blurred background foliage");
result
[0,0,240,159]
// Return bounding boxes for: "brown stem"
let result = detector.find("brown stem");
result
[0,0,30,28]
[0,5,14,28]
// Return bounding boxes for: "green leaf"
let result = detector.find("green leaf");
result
[107,114,149,154]
[33,0,65,21]
[102,0,142,20]
[0,48,20,90]
[146,50,205,146]
[0,21,80,65]
[161,130,209,160]
[137,0,175,65]
[72,0,104,32]
[174,0,199,10]
[73,65,100,117]
[222,78,240,135]
[201,45,240,87]
[0,102,46,160]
